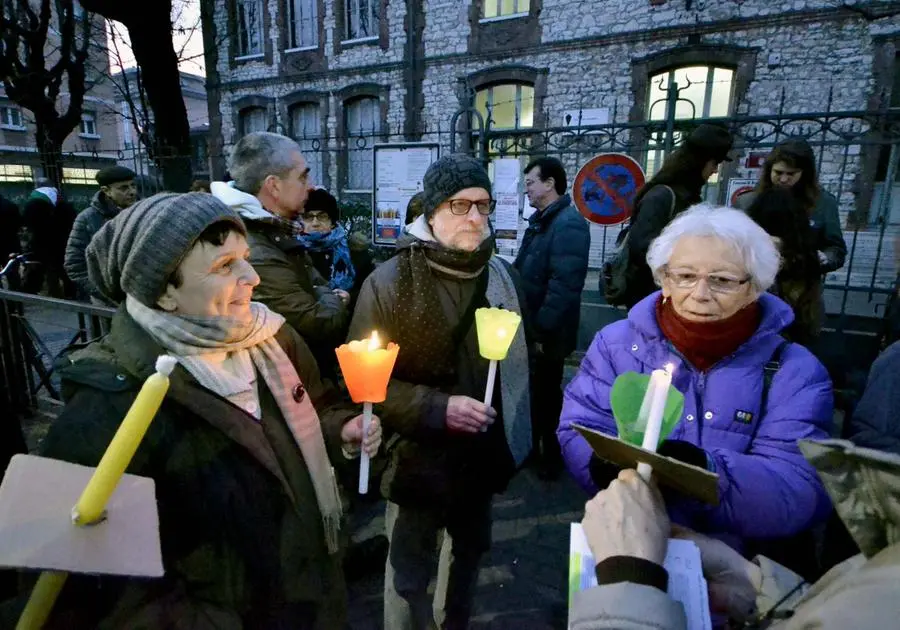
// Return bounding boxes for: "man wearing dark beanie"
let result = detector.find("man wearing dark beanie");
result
[349,153,534,629]
[65,165,136,302]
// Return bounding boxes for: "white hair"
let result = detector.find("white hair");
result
[228,132,303,195]
[646,203,781,292]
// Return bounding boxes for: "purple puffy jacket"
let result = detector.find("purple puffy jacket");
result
[558,291,833,541]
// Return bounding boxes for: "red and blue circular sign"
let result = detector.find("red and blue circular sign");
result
[573,153,646,226]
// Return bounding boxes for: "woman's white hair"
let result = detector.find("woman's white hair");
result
[646,203,781,292]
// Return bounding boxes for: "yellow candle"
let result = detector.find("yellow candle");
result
[72,355,177,526]
[475,308,521,361]
[15,572,67,630]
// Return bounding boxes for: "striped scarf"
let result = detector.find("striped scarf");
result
[126,296,342,553]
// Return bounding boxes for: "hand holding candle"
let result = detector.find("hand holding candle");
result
[636,363,675,481]
[474,308,522,413]
[335,332,399,494]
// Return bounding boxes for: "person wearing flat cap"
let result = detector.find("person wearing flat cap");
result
[35,193,382,629]
[608,124,734,308]
[348,154,533,629]
[64,165,137,302]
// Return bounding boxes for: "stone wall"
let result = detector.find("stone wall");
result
[209,0,900,284]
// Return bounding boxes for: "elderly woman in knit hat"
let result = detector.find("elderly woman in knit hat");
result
[348,154,532,629]
[38,192,381,629]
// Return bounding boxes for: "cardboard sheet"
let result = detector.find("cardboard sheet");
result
[574,424,720,505]
[0,454,163,577]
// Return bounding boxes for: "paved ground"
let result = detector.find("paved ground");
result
[346,468,587,630]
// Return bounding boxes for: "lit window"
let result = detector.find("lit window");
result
[239,107,268,135]
[645,65,734,178]
[288,0,318,49]
[475,83,534,130]
[291,103,323,186]
[79,111,98,137]
[63,167,100,185]
[0,164,32,182]
[237,0,264,57]
[344,97,380,190]
[483,0,530,19]
[0,105,24,130]
[345,0,379,41]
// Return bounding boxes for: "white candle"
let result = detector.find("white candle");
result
[358,402,373,494]
[637,363,674,480]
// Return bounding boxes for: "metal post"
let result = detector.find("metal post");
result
[663,81,679,155]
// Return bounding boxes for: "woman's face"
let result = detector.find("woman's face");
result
[428,187,492,252]
[302,210,334,234]
[770,161,803,189]
[157,231,260,323]
[661,235,757,322]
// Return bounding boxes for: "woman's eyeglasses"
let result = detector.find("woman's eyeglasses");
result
[446,199,496,216]
[664,268,751,294]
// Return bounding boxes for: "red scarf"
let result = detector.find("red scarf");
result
[656,297,761,372]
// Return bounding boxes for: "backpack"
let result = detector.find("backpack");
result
[602,185,677,306]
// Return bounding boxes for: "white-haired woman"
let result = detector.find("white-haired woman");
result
[559,205,833,549]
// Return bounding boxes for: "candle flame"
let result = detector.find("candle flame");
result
[367,331,381,351]
[664,362,675,375]
[496,328,507,338]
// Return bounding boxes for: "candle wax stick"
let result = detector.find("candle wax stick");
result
[358,402,373,494]
[15,572,67,630]
[73,356,177,525]
[637,367,673,481]
[483,359,498,413]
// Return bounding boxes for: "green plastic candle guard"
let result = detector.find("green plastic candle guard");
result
[610,371,685,448]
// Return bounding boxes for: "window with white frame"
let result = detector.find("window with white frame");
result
[482,0,530,19]
[236,0,265,57]
[645,65,734,178]
[239,107,268,136]
[79,111,98,137]
[0,164,33,182]
[291,103,323,186]
[345,0,380,41]
[0,105,24,130]
[287,0,318,49]
[344,97,380,191]
[474,83,535,130]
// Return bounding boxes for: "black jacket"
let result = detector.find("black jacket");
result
[624,183,698,307]
[513,194,591,358]
[0,194,20,261]
[65,192,121,300]
[21,309,356,629]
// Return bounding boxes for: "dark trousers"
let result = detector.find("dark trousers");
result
[531,351,566,465]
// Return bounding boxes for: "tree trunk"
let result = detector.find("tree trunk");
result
[126,8,193,192]
[35,122,65,194]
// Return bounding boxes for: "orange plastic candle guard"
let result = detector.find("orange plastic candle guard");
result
[335,332,400,404]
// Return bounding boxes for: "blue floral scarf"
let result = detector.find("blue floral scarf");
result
[298,225,356,292]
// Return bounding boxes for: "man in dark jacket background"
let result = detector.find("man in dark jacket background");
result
[64,166,136,301]
[20,180,77,297]
[515,157,591,479]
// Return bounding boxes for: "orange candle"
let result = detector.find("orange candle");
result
[336,332,399,493]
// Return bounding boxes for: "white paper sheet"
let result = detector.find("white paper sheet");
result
[569,523,711,630]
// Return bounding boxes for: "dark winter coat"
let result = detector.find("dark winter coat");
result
[847,340,900,456]
[0,194,20,262]
[736,189,847,273]
[65,192,122,300]
[27,309,355,629]
[623,184,698,307]
[513,194,591,358]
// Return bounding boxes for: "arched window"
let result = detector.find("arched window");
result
[645,65,735,180]
[238,107,268,136]
[344,96,381,191]
[290,103,323,186]
[474,83,534,130]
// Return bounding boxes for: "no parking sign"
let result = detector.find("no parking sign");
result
[573,153,646,226]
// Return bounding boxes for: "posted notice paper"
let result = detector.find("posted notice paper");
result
[568,524,712,630]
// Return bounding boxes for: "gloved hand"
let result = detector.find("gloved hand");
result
[588,454,622,491]
[657,439,711,470]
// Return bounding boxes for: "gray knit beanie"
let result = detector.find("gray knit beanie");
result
[421,154,493,217]
[86,192,246,306]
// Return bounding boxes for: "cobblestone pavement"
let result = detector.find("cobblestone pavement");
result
[346,468,587,630]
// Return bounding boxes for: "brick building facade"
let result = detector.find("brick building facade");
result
[204,0,900,278]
